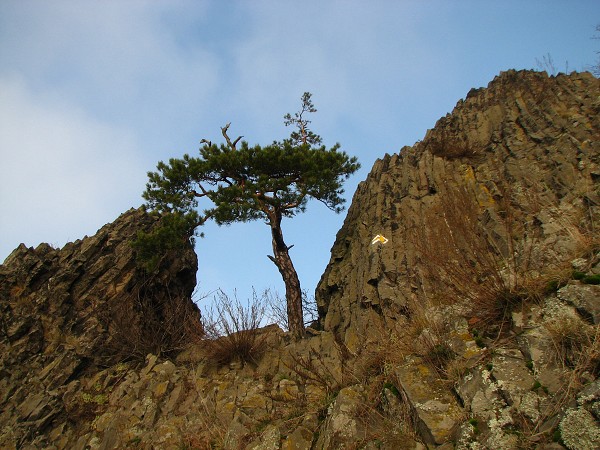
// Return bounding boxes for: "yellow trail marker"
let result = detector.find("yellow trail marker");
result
[371,234,389,245]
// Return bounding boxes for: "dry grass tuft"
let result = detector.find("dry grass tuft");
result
[201,289,268,366]
[545,312,600,376]
[415,184,566,335]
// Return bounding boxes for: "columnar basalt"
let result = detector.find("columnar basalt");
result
[317,70,600,348]
[0,208,200,447]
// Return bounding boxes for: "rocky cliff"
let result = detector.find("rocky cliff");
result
[1,70,599,449]
[317,70,599,347]
[313,70,600,448]
[0,208,202,448]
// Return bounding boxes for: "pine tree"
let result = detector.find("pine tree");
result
[138,93,360,339]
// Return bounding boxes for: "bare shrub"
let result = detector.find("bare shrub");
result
[107,280,204,362]
[201,289,267,365]
[264,288,319,331]
[415,185,548,334]
[284,348,344,396]
[536,53,558,75]
[589,24,600,77]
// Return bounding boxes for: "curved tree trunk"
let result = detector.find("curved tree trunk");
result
[267,212,304,340]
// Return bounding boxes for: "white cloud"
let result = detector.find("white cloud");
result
[0,1,222,261]
[0,76,145,260]
[0,1,220,143]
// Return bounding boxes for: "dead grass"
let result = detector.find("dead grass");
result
[415,184,563,336]
[514,315,600,446]
[180,370,230,449]
[352,396,423,448]
[201,289,268,366]
[545,312,600,377]
[284,347,344,397]
[347,332,425,446]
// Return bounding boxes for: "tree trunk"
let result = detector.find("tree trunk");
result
[267,212,304,340]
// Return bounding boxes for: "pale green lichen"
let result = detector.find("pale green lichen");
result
[518,391,542,422]
[577,392,598,406]
[559,408,600,450]
[81,392,108,405]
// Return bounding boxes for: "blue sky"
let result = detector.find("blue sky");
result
[1,1,598,310]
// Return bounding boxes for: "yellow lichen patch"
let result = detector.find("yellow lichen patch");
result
[417,364,431,377]
[475,184,495,208]
[461,165,477,184]
[10,285,25,298]
[344,327,361,355]
[459,164,495,208]
[153,381,170,399]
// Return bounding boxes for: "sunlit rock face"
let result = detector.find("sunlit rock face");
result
[317,70,600,348]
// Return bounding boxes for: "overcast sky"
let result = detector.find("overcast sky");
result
[1,1,598,309]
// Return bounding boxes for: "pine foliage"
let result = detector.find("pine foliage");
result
[143,119,359,225]
[139,92,358,250]
[135,93,359,337]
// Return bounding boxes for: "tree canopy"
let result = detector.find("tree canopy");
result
[136,92,360,338]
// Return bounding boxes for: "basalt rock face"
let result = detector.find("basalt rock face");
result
[317,70,600,348]
[0,208,200,448]
[312,70,600,447]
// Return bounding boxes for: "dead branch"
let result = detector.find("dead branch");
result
[221,123,243,150]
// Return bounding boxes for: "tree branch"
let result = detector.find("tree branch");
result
[191,183,212,198]
[221,123,243,150]
[194,210,214,229]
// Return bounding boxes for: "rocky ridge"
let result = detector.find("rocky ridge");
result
[0,70,599,449]
[0,208,202,448]
[317,69,600,344]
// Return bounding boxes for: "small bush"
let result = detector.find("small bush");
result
[544,278,563,294]
[201,289,267,365]
[132,211,200,273]
[107,280,204,362]
[573,270,587,280]
[468,418,480,434]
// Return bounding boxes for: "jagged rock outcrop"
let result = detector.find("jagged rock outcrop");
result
[315,70,600,447]
[0,208,201,448]
[317,70,599,344]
